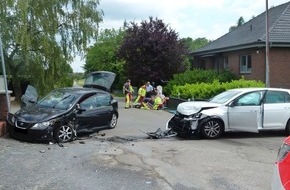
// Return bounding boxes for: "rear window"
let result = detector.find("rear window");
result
[264,91,290,104]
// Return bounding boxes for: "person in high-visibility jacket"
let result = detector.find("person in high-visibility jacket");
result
[133,84,147,105]
[141,95,164,110]
[123,79,134,109]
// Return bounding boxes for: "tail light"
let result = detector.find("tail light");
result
[277,143,290,161]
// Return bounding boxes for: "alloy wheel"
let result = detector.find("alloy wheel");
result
[202,120,223,139]
[58,125,74,142]
[110,113,117,128]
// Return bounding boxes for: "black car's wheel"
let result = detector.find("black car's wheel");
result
[109,113,118,129]
[53,123,75,143]
[200,119,223,139]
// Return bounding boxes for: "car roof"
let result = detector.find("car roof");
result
[56,87,107,95]
[228,87,290,93]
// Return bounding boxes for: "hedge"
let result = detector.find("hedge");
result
[170,78,265,100]
[163,69,238,95]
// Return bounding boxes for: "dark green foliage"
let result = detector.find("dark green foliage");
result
[229,16,245,32]
[117,17,187,87]
[179,37,211,70]
[171,79,265,100]
[163,69,238,95]
[180,37,211,52]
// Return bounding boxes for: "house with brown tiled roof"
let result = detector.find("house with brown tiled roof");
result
[191,1,290,88]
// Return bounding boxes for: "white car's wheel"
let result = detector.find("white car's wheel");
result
[200,119,223,139]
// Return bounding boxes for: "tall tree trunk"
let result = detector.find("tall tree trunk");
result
[12,78,22,102]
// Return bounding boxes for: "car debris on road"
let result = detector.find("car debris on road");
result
[140,128,177,139]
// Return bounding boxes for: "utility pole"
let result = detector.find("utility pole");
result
[0,38,11,112]
[265,0,270,87]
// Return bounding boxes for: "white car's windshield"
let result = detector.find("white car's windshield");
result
[209,90,242,104]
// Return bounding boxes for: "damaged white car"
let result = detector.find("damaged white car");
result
[166,88,290,139]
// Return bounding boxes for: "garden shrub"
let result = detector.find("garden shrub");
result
[171,78,265,100]
[163,69,237,95]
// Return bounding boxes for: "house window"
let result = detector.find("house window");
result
[240,54,251,73]
[223,56,229,70]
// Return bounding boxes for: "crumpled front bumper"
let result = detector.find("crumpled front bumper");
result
[166,114,199,136]
[6,121,54,142]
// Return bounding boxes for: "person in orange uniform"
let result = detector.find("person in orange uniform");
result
[123,79,134,109]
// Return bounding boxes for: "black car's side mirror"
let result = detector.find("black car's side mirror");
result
[76,104,86,112]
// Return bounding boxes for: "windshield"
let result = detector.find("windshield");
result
[37,90,77,110]
[209,90,242,104]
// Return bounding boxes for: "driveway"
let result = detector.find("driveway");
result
[0,97,285,190]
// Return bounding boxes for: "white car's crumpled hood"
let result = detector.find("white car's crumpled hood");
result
[176,101,221,115]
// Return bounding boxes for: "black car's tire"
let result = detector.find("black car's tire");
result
[200,119,223,139]
[109,113,118,129]
[53,123,75,143]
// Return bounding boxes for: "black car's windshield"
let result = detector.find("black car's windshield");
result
[209,90,242,104]
[37,90,76,110]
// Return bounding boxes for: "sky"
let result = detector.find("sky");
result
[72,0,290,72]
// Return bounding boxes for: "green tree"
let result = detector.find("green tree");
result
[237,16,245,26]
[118,17,187,86]
[180,37,210,52]
[0,0,103,100]
[229,16,245,32]
[84,28,126,89]
[180,37,210,70]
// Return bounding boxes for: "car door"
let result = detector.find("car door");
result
[76,94,98,130]
[76,93,113,130]
[91,92,113,127]
[262,90,290,129]
[227,90,265,132]
[21,85,38,107]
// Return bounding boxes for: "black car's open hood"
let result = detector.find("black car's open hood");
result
[83,71,116,92]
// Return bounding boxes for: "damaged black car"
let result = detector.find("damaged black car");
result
[6,71,118,143]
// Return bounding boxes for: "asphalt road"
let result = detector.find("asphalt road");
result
[0,98,286,190]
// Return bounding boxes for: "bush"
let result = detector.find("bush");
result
[171,78,265,99]
[163,69,237,95]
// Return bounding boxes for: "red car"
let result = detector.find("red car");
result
[272,136,290,190]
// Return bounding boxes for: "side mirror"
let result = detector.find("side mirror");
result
[76,104,86,112]
[227,101,235,107]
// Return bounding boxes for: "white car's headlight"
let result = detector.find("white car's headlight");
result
[31,121,52,130]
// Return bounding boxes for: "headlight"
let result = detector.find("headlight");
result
[31,121,52,130]
[277,143,290,161]
[195,113,202,118]
[7,113,16,124]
